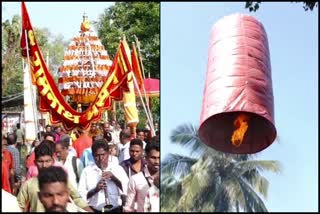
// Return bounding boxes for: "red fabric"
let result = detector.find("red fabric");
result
[199,14,276,154]
[131,44,144,91]
[2,149,14,171]
[2,161,11,193]
[134,78,159,97]
[73,134,93,158]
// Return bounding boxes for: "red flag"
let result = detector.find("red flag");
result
[20,2,33,57]
[131,43,144,91]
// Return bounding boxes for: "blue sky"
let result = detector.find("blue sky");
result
[161,2,318,212]
[2,2,114,41]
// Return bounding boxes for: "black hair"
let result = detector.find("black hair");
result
[45,125,51,129]
[38,166,68,190]
[16,123,20,129]
[35,140,54,160]
[120,129,131,140]
[119,122,125,130]
[37,131,46,140]
[145,142,160,155]
[91,139,109,155]
[136,128,144,133]
[150,135,160,144]
[130,138,143,148]
[44,132,56,142]
[58,135,70,149]
[6,133,17,145]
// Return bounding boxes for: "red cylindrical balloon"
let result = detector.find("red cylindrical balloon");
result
[199,14,276,154]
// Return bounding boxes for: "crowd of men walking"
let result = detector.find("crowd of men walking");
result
[2,120,160,212]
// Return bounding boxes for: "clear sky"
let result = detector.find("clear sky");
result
[161,2,318,212]
[2,2,114,41]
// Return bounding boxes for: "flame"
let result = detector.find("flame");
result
[231,113,250,147]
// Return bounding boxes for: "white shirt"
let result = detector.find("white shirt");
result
[1,189,22,212]
[69,146,77,157]
[118,142,130,163]
[142,140,147,150]
[61,153,84,189]
[124,166,153,212]
[144,185,160,212]
[113,130,121,145]
[78,162,129,211]
[108,155,119,165]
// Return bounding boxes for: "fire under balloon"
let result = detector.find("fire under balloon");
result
[199,14,277,154]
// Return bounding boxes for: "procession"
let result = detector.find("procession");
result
[2,2,160,212]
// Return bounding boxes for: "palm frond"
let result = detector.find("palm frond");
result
[161,153,198,178]
[161,174,182,212]
[235,160,283,176]
[179,162,215,211]
[242,169,270,199]
[237,177,269,212]
[170,123,206,155]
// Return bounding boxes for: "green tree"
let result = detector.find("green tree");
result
[2,15,23,96]
[97,2,160,128]
[245,1,318,12]
[97,2,160,78]
[161,123,283,212]
[2,15,67,97]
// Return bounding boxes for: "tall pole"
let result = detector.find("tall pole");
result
[132,73,155,137]
[23,29,38,146]
[133,36,155,135]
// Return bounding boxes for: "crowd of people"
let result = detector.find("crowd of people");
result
[2,120,160,212]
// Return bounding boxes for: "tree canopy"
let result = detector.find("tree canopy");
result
[245,1,318,12]
[97,2,160,78]
[161,123,283,212]
[2,15,67,97]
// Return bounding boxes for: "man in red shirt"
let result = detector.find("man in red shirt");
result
[2,159,12,193]
[73,127,93,158]
[2,137,15,193]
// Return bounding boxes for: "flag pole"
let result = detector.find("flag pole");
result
[131,72,155,137]
[24,29,39,143]
[133,37,155,134]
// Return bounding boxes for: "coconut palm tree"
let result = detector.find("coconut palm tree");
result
[161,123,282,212]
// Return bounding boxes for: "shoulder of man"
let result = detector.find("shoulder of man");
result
[66,202,87,212]
[82,162,96,172]
[119,159,130,167]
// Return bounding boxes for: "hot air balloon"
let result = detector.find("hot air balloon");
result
[199,13,276,154]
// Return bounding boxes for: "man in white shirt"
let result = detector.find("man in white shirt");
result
[144,171,160,212]
[118,129,131,163]
[136,129,147,150]
[113,123,122,145]
[123,142,160,212]
[55,135,84,189]
[78,139,129,212]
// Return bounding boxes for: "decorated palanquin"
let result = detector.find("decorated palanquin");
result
[58,13,113,106]
[21,2,139,131]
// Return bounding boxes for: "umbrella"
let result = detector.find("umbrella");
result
[135,78,159,97]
